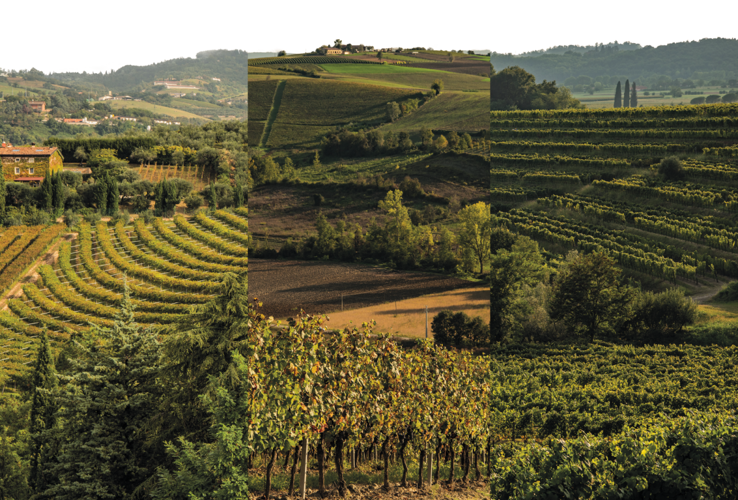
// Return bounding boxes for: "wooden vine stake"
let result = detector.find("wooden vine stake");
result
[299,437,309,499]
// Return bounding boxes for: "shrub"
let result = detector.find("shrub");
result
[313,194,325,206]
[399,176,425,198]
[432,310,489,347]
[184,193,204,213]
[658,156,685,180]
[141,209,155,224]
[63,210,80,228]
[84,212,102,225]
[130,195,150,213]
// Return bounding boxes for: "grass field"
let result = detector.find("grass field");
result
[105,100,207,120]
[325,287,490,338]
[379,92,489,134]
[319,64,443,74]
[572,85,734,109]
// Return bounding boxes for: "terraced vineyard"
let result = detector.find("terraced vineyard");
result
[136,163,211,190]
[0,209,249,395]
[491,103,738,293]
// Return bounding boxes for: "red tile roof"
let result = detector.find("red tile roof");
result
[0,147,58,156]
[13,177,45,181]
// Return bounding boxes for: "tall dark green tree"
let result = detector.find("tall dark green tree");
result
[549,252,634,342]
[614,81,622,108]
[42,169,53,211]
[631,81,638,107]
[623,79,630,107]
[0,171,6,219]
[29,330,58,494]
[41,285,163,499]
[52,172,65,214]
[107,177,119,216]
[96,174,108,214]
[163,180,179,214]
[158,272,251,443]
[208,181,217,212]
[154,181,165,217]
[233,181,244,208]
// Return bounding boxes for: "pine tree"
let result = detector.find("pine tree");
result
[632,81,638,107]
[624,79,630,107]
[52,172,65,214]
[107,177,119,216]
[29,330,58,494]
[41,284,163,499]
[159,272,251,442]
[614,82,622,108]
[96,174,108,214]
[42,169,53,211]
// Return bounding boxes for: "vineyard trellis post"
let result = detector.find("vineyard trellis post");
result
[425,306,428,339]
[299,437,308,499]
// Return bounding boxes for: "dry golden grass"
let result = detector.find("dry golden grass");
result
[324,287,489,339]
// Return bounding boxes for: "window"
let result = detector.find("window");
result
[14,158,20,162]
[14,167,20,174]
[28,158,35,163]
[29,168,35,174]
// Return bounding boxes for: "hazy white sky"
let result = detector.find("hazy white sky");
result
[3,0,736,73]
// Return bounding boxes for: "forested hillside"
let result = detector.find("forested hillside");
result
[491,38,738,86]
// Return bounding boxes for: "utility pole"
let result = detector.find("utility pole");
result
[299,438,309,499]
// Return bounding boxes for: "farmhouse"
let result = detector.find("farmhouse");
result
[0,144,64,185]
[28,101,46,112]
[63,117,98,126]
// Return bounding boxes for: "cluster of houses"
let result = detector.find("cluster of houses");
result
[316,43,375,55]
[153,80,200,90]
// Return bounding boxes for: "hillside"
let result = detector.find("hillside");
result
[491,38,738,86]
[491,103,738,300]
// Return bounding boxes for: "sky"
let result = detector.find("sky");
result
[3,0,737,74]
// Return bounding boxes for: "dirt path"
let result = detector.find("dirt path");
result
[0,233,77,312]
[692,281,729,304]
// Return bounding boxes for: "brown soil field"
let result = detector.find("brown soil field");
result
[325,287,489,338]
[248,259,482,319]
[248,154,488,243]
[265,481,489,500]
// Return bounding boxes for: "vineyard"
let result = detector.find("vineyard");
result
[491,103,738,292]
[136,163,212,190]
[0,209,249,395]
[248,56,384,66]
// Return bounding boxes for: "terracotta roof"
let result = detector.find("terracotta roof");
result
[0,147,58,156]
[13,177,45,181]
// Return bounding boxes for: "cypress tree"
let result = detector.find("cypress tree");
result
[107,177,119,216]
[155,181,165,217]
[234,181,244,208]
[42,169,53,211]
[40,284,163,499]
[29,330,59,493]
[52,172,65,214]
[208,181,217,212]
[96,174,108,214]
[0,170,6,220]
[614,82,622,108]
[624,79,630,107]
[632,81,638,107]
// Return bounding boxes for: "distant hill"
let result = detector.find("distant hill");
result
[491,38,738,85]
[50,50,248,93]
[518,41,642,57]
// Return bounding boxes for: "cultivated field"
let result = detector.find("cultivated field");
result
[104,100,206,120]
[491,103,738,299]
[0,209,249,395]
[247,258,482,319]
[325,286,490,338]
